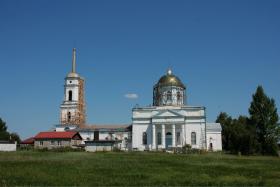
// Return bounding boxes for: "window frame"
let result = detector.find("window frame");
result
[177,91,181,104]
[191,132,196,145]
[68,90,73,101]
[67,112,71,122]
[157,132,162,145]
[142,132,147,145]
[176,132,180,144]
[51,140,55,146]
[167,91,172,101]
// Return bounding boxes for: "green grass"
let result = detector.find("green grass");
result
[0,151,279,186]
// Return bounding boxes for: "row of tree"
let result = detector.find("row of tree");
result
[0,118,21,143]
[216,86,280,155]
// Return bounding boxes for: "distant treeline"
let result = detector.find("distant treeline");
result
[216,86,279,156]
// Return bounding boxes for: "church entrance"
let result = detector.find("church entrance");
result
[165,132,172,149]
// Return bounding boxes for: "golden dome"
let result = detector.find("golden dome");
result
[156,69,185,89]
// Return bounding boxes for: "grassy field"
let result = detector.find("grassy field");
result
[0,151,279,186]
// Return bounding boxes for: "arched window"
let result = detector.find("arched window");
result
[157,132,162,145]
[167,91,172,101]
[191,132,196,145]
[209,143,213,151]
[68,90,72,101]
[177,91,181,103]
[142,132,147,145]
[166,132,172,136]
[67,112,71,122]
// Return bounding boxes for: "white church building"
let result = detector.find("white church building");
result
[132,69,222,151]
[53,48,222,152]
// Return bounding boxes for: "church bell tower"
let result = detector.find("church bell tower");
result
[60,48,86,127]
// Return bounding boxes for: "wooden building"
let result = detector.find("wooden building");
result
[34,131,82,149]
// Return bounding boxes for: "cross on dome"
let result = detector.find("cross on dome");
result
[167,68,172,75]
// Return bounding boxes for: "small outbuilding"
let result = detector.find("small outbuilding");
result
[34,131,82,149]
[0,141,17,152]
[206,123,223,151]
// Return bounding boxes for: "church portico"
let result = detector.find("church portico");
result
[151,123,186,150]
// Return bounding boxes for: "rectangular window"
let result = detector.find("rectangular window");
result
[40,141,43,146]
[51,140,55,145]
[58,141,61,146]
[176,132,180,144]
[94,131,99,141]
[157,132,162,145]
[191,132,196,145]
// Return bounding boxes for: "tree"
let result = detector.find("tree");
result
[249,86,280,155]
[0,118,7,132]
[216,112,232,151]
[0,118,10,140]
[216,113,258,155]
[10,133,21,143]
[0,118,21,142]
[229,116,257,155]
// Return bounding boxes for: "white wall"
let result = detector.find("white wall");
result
[206,132,222,151]
[79,131,130,150]
[85,145,113,152]
[0,143,17,152]
[132,123,206,150]
[185,123,206,149]
[64,78,79,101]
[132,124,151,151]
[132,106,207,151]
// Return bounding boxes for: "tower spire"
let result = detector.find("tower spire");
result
[72,48,76,73]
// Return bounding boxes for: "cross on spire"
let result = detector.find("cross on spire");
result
[72,48,76,73]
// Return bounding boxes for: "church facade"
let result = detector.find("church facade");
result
[54,48,222,152]
[132,69,222,151]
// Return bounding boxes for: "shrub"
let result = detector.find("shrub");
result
[112,147,122,152]
[19,145,34,151]
[181,145,207,155]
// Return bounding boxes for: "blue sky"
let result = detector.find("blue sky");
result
[0,0,279,139]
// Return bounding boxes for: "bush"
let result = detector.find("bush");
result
[18,145,34,151]
[181,144,206,155]
[112,147,122,152]
[36,147,49,152]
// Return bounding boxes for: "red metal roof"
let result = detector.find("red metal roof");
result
[21,137,35,144]
[34,131,79,139]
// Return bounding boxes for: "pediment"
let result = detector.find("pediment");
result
[152,110,184,118]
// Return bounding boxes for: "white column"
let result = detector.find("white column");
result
[152,124,156,149]
[162,124,165,149]
[172,124,176,147]
[181,124,185,146]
